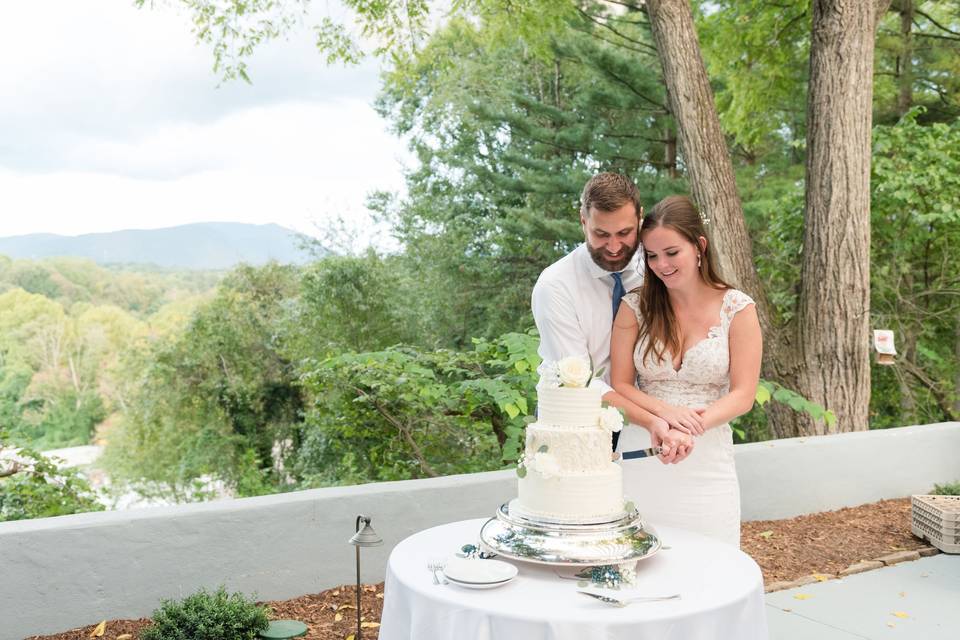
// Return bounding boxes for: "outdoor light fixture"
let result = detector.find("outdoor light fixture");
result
[348,514,383,640]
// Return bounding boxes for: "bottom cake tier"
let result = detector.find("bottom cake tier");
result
[516,461,624,523]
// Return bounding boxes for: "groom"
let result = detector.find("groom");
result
[531,173,683,462]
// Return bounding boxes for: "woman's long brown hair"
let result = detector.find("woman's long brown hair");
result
[637,195,731,366]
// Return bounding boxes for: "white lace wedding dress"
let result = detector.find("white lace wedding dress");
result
[619,288,755,547]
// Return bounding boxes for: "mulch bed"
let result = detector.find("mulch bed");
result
[28,497,927,640]
[740,497,928,584]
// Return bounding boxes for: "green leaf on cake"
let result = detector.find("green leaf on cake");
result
[593,366,605,379]
[516,466,527,478]
[624,501,635,513]
[537,445,548,453]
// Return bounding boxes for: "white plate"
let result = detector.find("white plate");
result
[443,557,519,584]
[445,574,515,589]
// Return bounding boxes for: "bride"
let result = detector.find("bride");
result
[610,195,762,547]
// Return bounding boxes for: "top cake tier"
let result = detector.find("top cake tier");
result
[536,386,602,427]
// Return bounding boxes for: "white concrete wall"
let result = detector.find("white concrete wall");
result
[2,422,958,639]
[737,422,960,520]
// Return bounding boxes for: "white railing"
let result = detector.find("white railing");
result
[1,421,958,640]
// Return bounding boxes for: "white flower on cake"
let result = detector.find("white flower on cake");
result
[598,406,624,432]
[530,452,561,478]
[556,356,592,388]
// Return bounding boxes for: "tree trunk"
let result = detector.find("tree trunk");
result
[898,324,917,423]
[897,0,914,116]
[645,0,794,435]
[644,0,893,438]
[664,126,678,179]
[644,1,762,299]
[794,0,890,435]
[955,310,960,416]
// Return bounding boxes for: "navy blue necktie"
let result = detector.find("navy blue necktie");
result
[610,271,626,453]
[611,271,625,321]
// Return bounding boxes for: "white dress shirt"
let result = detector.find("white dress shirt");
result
[531,243,643,395]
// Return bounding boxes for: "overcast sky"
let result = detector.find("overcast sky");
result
[0,1,410,243]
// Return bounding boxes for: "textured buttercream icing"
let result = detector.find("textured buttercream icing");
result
[515,385,625,522]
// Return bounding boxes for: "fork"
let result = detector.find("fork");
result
[427,561,448,585]
[577,591,681,607]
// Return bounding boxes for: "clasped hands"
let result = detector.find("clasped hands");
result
[650,403,706,464]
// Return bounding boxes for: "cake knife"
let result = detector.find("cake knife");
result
[620,446,663,460]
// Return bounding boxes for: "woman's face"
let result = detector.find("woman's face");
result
[642,226,702,289]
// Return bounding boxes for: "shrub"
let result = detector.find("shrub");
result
[0,434,104,522]
[140,586,270,640]
[932,482,960,496]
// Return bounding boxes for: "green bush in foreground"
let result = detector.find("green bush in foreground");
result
[140,586,270,640]
[932,482,960,496]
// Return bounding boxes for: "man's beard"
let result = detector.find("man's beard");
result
[587,238,640,272]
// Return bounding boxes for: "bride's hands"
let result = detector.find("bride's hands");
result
[655,402,705,436]
[649,419,695,464]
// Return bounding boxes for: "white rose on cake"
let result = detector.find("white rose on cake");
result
[557,356,591,388]
[599,406,624,432]
[530,452,562,478]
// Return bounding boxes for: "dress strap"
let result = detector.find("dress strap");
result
[622,289,642,318]
[720,289,755,331]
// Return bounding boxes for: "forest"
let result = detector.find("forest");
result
[1,0,958,521]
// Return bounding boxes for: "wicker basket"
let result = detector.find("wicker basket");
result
[911,494,960,554]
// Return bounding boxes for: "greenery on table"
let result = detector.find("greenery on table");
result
[140,586,270,640]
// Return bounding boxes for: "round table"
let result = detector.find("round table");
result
[380,518,768,640]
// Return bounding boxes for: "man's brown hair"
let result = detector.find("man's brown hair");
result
[580,173,642,219]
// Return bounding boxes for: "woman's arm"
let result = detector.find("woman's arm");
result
[698,304,763,430]
[610,305,704,435]
[608,304,694,463]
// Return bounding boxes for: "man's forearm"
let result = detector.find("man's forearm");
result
[601,389,660,432]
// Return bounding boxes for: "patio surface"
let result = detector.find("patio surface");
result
[765,554,959,639]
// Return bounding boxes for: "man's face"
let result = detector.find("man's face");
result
[582,201,641,272]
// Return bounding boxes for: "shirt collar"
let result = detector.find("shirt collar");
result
[577,242,643,281]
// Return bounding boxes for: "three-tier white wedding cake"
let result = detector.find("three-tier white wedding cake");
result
[511,359,626,523]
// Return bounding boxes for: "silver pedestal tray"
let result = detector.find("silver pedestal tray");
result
[479,501,661,566]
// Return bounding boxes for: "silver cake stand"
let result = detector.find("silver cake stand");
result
[479,501,661,566]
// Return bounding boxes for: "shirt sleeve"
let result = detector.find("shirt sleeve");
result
[531,277,613,395]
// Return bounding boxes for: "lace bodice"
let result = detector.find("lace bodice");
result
[621,289,755,408]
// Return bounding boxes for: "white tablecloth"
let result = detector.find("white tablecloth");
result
[380,518,768,640]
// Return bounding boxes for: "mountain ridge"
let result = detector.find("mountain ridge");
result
[0,222,317,269]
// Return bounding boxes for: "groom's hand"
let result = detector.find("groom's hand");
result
[651,419,694,464]
[656,403,706,436]
[668,430,695,463]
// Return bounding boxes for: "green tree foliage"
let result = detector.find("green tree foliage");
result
[874,1,960,124]
[870,109,960,426]
[293,251,419,353]
[105,264,304,498]
[5,1,953,511]
[0,431,103,521]
[295,331,539,486]
[0,256,221,315]
[372,12,685,345]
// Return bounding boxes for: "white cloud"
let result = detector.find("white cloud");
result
[0,0,411,245]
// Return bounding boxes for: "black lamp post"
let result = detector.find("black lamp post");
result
[348,514,383,640]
